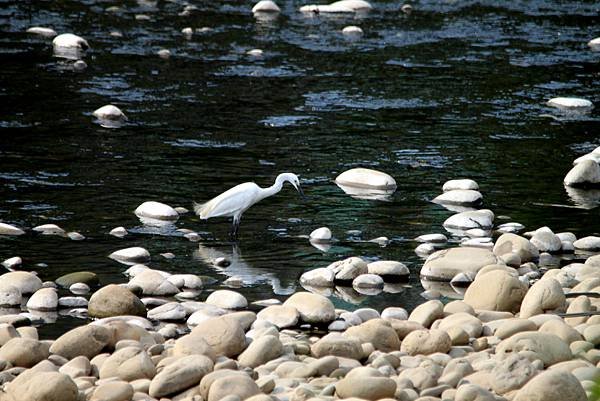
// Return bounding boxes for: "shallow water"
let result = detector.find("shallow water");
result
[0,0,599,338]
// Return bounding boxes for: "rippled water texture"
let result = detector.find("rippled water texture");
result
[0,0,599,337]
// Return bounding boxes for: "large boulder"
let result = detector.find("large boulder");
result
[513,369,586,401]
[0,338,49,367]
[283,292,335,324]
[6,371,78,401]
[420,247,498,281]
[50,324,112,359]
[88,285,146,318]
[149,355,213,398]
[0,271,42,294]
[496,332,572,367]
[493,233,539,262]
[191,316,246,357]
[519,278,565,318]
[463,270,527,312]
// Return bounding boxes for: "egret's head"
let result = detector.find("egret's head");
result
[278,173,305,198]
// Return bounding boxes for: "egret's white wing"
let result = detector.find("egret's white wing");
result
[194,182,260,219]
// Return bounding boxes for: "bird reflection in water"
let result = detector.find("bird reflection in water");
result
[193,244,297,295]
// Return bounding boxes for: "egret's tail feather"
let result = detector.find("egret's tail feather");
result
[193,202,207,218]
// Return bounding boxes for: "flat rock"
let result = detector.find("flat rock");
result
[252,0,281,13]
[256,305,299,328]
[26,26,58,37]
[55,271,99,288]
[335,168,396,189]
[7,371,78,401]
[574,236,600,251]
[443,179,479,191]
[547,97,593,109]
[420,247,498,281]
[433,189,482,205]
[352,274,384,288]
[443,209,494,230]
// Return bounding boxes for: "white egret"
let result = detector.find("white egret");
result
[194,173,304,238]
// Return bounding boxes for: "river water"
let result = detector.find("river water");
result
[0,0,599,337]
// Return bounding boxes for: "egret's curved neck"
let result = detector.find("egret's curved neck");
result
[258,179,284,201]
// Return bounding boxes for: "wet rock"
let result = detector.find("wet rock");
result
[283,292,335,324]
[300,268,334,287]
[335,366,396,400]
[310,227,332,242]
[0,223,24,236]
[443,209,494,230]
[69,283,90,294]
[53,33,88,49]
[129,269,179,296]
[352,273,384,289]
[493,233,539,262]
[547,97,593,109]
[332,257,368,281]
[401,329,451,355]
[574,236,600,251]
[519,278,565,318]
[50,324,112,359]
[205,290,248,309]
[109,227,128,237]
[335,168,396,189]
[26,288,58,310]
[109,247,150,264]
[66,231,85,240]
[513,368,586,401]
[420,247,497,280]
[464,270,526,312]
[134,201,178,220]
[256,305,299,328]
[311,333,363,360]
[530,226,562,253]
[0,338,49,367]
[252,0,281,13]
[443,179,479,191]
[26,26,57,37]
[56,271,98,288]
[149,354,213,398]
[564,160,600,187]
[433,189,482,205]
[32,223,65,236]
[238,335,282,368]
[88,284,146,318]
[0,271,42,294]
[496,332,571,367]
[191,316,246,357]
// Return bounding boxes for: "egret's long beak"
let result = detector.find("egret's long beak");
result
[295,184,306,200]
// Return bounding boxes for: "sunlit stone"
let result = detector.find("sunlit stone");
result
[247,48,264,57]
[252,0,281,13]
[0,223,25,236]
[547,97,593,110]
[433,189,482,205]
[93,105,126,121]
[67,232,85,241]
[26,27,57,38]
[335,167,396,190]
[310,227,332,242]
[342,26,363,36]
[135,201,179,220]
[52,33,89,49]
[443,209,494,230]
[442,179,479,192]
[300,0,372,13]
[415,233,447,243]
[33,224,65,236]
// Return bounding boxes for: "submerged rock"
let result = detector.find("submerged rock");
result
[443,179,479,192]
[109,247,150,264]
[335,167,396,189]
[342,26,364,36]
[252,0,281,13]
[433,189,482,205]
[52,33,89,49]
[26,26,57,38]
[93,105,127,121]
[0,223,25,236]
[300,0,372,13]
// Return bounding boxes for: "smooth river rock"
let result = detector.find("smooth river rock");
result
[547,97,593,109]
[443,179,479,191]
[134,201,178,220]
[400,329,451,355]
[335,167,396,189]
[433,189,482,205]
[191,316,247,357]
[420,247,498,280]
[52,33,88,49]
[496,332,572,367]
[50,324,112,359]
[300,0,373,13]
[493,233,539,262]
[513,368,587,401]
[205,290,248,309]
[564,159,600,187]
[283,292,335,324]
[519,278,565,318]
[149,354,213,398]
[464,270,527,312]
[335,367,396,400]
[109,247,150,264]
[88,284,146,318]
[256,305,299,328]
[93,105,127,121]
[0,223,25,236]
[0,271,42,294]
[443,209,494,230]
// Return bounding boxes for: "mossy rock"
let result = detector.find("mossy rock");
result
[55,271,99,288]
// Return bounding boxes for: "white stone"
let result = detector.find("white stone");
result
[573,152,600,165]
[547,97,593,109]
[205,290,248,309]
[129,269,179,295]
[109,226,128,237]
[58,296,88,308]
[135,201,178,221]
[2,257,22,270]
[300,268,334,287]
[335,168,396,189]
[181,27,193,36]
[157,49,171,58]
[342,26,363,35]
[32,224,65,235]
[67,232,85,241]
[466,228,491,237]
[52,33,89,49]
[415,233,447,243]
[300,0,372,13]
[442,179,479,192]
[69,283,90,295]
[433,190,482,205]
[93,105,127,121]
[443,209,494,230]
[461,237,493,249]
[109,247,151,264]
[564,160,600,187]
[26,288,58,310]
[0,223,25,236]
[247,49,263,57]
[574,236,600,251]
[252,0,281,13]
[0,284,21,307]
[167,274,203,289]
[497,222,525,233]
[352,274,384,288]
[415,243,436,256]
[381,307,408,320]
[530,227,562,253]
[148,302,187,321]
[26,27,57,37]
[310,227,332,242]
[588,37,600,47]
[0,271,42,294]
[367,261,409,278]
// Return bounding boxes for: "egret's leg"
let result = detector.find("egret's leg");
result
[230,215,241,240]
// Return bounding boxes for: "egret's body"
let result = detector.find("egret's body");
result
[194,173,303,238]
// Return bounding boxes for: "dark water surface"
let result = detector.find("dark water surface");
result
[0,0,599,337]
